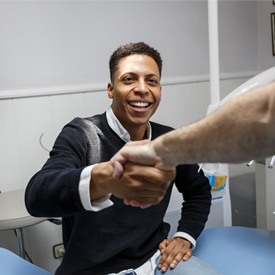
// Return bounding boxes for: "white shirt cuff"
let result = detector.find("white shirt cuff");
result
[173,232,196,250]
[79,165,113,211]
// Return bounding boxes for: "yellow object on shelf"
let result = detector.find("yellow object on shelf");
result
[204,171,227,191]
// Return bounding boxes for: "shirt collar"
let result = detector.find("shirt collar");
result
[106,106,152,143]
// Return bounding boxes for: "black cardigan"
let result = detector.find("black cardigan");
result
[25,113,211,275]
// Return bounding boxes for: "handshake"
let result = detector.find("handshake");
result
[111,139,176,208]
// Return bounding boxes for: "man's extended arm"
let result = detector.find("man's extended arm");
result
[112,82,275,174]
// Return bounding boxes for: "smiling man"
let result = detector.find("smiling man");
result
[25,42,219,275]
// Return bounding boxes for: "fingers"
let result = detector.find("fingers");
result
[111,140,153,165]
[159,238,169,252]
[110,158,176,207]
[114,162,174,206]
[123,162,175,187]
[122,186,167,206]
[112,160,124,179]
[123,199,152,208]
[182,249,192,261]
[158,238,192,273]
[111,140,153,179]
[110,140,176,207]
[159,251,191,272]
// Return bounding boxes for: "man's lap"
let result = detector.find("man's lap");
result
[154,256,222,275]
[111,254,222,275]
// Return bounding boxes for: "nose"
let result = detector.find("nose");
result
[134,79,149,95]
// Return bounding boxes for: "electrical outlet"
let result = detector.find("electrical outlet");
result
[53,243,65,259]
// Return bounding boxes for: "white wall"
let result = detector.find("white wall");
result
[0,0,274,273]
[0,0,261,94]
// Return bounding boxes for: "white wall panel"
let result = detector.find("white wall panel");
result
[25,221,63,273]
[13,97,54,186]
[0,231,18,255]
[152,82,210,128]
[0,100,22,191]
[50,93,87,136]
[83,90,111,117]
[49,91,111,138]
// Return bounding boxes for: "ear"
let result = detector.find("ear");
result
[107,82,114,98]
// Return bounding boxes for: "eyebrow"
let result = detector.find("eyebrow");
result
[121,72,160,78]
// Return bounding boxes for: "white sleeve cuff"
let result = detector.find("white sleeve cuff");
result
[173,232,196,250]
[79,165,113,211]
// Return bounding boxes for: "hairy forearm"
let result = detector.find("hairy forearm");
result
[153,82,275,165]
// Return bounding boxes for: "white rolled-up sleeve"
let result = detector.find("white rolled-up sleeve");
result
[79,165,113,211]
[174,232,196,250]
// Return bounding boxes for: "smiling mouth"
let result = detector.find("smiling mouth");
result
[129,101,151,108]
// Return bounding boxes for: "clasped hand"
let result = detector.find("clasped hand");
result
[111,140,176,208]
[90,161,175,207]
[111,162,175,206]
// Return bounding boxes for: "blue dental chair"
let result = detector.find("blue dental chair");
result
[1,226,275,275]
[193,226,275,275]
[0,247,51,275]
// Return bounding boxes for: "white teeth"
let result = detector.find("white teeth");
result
[130,102,149,107]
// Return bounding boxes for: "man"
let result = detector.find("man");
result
[25,42,217,275]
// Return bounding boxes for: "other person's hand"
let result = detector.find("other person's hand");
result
[91,161,175,207]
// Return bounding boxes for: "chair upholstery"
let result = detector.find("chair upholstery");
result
[0,247,51,275]
[193,226,275,275]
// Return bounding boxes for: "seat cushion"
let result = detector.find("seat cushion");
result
[193,226,275,275]
[0,247,51,275]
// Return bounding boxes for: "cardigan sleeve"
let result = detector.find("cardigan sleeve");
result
[25,120,93,218]
[174,164,212,240]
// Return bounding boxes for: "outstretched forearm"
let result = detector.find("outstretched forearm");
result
[111,82,275,177]
[154,82,275,165]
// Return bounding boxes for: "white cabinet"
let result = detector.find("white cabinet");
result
[255,158,275,230]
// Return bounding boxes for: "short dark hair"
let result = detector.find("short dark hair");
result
[109,42,162,82]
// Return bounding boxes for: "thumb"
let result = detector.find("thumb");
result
[111,160,125,179]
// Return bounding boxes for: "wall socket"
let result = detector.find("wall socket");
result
[53,243,65,259]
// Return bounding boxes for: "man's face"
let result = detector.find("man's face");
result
[108,54,161,135]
